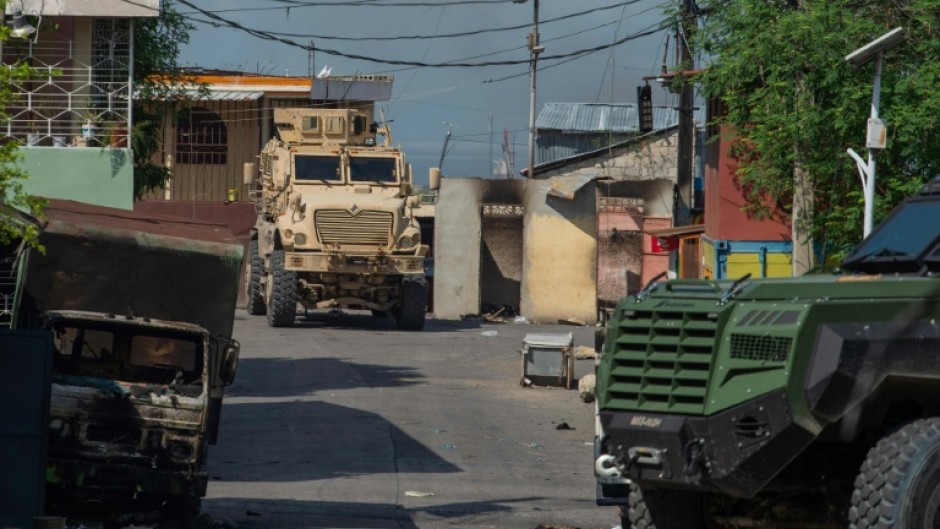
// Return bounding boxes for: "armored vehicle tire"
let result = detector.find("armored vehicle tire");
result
[246,240,266,316]
[394,278,427,331]
[161,497,201,520]
[626,483,705,529]
[266,249,298,327]
[850,418,940,529]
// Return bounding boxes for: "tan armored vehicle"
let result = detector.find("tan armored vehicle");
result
[247,107,438,330]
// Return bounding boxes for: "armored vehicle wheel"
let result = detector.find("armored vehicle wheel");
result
[393,277,427,331]
[160,497,201,520]
[246,240,266,316]
[626,483,705,529]
[266,249,298,327]
[850,418,940,529]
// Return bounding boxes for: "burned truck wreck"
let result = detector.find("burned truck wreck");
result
[13,200,243,513]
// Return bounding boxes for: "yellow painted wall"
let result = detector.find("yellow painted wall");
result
[521,177,598,324]
[702,238,715,279]
[726,252,792,279]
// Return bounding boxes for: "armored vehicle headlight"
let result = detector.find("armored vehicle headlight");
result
[398,233,419,249]
[294,233,307,245]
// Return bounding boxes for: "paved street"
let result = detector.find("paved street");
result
[201,311,618,529]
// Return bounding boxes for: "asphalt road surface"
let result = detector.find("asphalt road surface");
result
[201,311,619,529]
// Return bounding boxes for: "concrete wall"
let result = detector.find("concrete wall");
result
[19,147,133,210]
[522,177,597,324]
[539,129,681,185]
[433,178,483,320]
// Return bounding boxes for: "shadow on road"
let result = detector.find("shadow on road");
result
[203,496,541,529]
[277,310,482,332]
[211,400,461,482]
[226,357,423,398]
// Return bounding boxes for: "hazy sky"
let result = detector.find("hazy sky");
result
[179,0,678,183]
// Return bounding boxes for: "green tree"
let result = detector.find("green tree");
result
[132,0,203,199]
[0,20,44,246]
[695,0,940,258]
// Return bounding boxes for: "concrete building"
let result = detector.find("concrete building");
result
[144,71,393,203]
[4,0,160,210]
[434,126,686,324]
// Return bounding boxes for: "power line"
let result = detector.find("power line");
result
[172,0,675,68]
[175,0,656,42]
[179,0,513,14]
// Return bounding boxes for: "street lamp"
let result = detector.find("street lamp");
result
[513,0,541,178]
[845,27,906,238]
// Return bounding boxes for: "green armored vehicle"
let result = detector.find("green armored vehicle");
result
[595,177,940,529]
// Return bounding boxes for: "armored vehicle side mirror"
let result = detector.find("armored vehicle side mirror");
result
[243,162,256,185]
[221,341,240,385]
[400,181,413,197]
[429,167,441,191]
[407,195,421,208]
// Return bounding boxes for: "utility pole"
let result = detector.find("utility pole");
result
[438,122,458,171]
[675,0,695,226]
[488,113,494,178]
[791,0,814,276]
[514,0,541,177]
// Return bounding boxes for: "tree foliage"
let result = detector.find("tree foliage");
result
[695,0,940,257]
[132,0,202,199]
[0,22,44,246]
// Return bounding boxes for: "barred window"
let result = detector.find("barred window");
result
[176,108,227,165]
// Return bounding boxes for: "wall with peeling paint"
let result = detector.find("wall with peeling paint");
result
[523,128,683,324]
[433,178,483,320]
[522,178,598,324]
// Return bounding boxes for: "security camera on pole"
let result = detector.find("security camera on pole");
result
[845,27,906,239]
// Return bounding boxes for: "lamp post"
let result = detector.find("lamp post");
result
[513,0,541,178]
[845,27,906,238]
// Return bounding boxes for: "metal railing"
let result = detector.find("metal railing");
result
[1,19,132,148]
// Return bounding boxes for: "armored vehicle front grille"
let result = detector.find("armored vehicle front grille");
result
[608,309,719,414]
[315,210,393,246]
[730,334,792,362]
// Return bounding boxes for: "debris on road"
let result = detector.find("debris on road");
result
[513,315,530,324]
[428,427,447,434]
[480,330,498,337]
[555,422,575,431]
[558,317,587,326]
[520,377,533,387]
[405,491,436,497]
[578,374,596,403]
[574,346,597,360]
[440,443,457,449]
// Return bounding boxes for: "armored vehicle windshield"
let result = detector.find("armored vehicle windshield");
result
[842,197,940,273]
[349,156,397,184]
[295,155,341,182]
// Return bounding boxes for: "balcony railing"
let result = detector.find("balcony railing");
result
[1,19,132,148]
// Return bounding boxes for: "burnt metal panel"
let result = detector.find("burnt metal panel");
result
[0,330,53,528]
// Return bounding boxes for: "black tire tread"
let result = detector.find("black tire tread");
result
[246,239,266,316]
[626,482,704,529]
[850,418,940,529]
[394,277,427,331]
[266,249,298,327]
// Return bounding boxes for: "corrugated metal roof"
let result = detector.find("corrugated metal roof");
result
[187,89,264,101]
[536,103,706,132]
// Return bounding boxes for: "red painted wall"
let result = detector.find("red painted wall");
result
[704,122,791,243]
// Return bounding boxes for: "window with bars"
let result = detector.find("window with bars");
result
[176,108,228,165]
[1,18,132,147]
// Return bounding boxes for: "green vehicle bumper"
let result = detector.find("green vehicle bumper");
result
[597,389,814,500]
